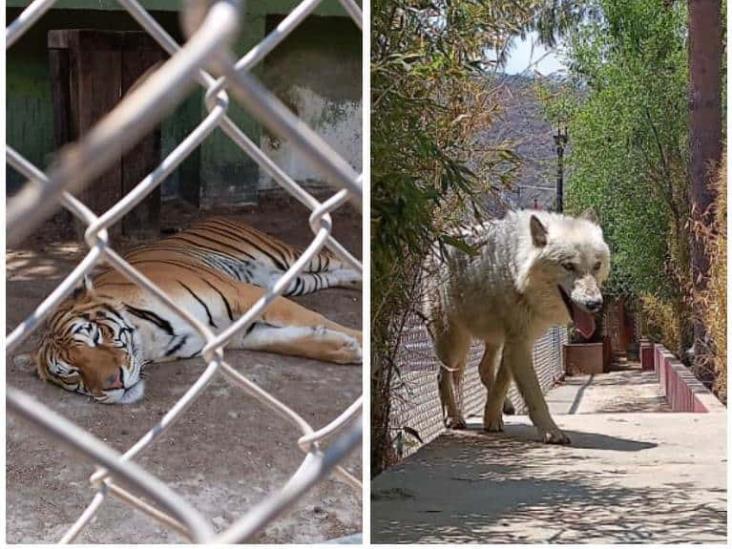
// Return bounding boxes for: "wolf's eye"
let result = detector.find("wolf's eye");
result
[593,261,602,271]
[562,263,575,272]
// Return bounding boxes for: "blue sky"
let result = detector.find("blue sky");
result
[502,31,567,75]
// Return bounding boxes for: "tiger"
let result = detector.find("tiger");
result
[35,217,362,404]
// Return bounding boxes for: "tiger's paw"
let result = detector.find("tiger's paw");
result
[99,380,146,405]
[339,335,362,364]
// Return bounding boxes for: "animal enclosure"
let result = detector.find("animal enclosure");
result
[6,0,362,543]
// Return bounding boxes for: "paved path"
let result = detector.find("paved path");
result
[544,367,671,414]
[371,367,727,544]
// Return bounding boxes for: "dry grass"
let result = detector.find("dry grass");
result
[696,154,727,404]
[639,293,685,358]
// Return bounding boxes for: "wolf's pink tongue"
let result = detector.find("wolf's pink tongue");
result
[572,303,596,339]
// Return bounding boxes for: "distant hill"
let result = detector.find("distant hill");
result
[474,73,564,216]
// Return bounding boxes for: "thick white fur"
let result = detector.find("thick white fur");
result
[422,209,610,444]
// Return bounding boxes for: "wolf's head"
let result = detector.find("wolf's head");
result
[518,210,610,338]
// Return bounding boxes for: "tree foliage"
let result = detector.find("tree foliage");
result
[538,0,693,355]
[371,0,538,475]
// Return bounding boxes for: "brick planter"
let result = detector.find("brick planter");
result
[563,342,605,375]
[651,343,726,413]
[639,339,654,371]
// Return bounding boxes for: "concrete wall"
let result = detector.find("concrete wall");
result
[259,14,362,194]
[6,1,361,208]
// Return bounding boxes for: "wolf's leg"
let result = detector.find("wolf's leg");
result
[232,290,362,364]
[433,322,470,430]
[503,397,516,415]
[503,339,570,444]
[479,342,515,421]
[483,358,513,432]
[478,342,500,424]
[438,361,467,429]
[478,342,499,392]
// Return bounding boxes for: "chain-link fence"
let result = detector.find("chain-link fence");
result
[390,311,567,461]
[6,0,362,543]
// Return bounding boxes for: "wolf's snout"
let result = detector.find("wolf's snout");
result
[585,298,603,313]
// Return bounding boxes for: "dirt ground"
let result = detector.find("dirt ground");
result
[6,197,363,544]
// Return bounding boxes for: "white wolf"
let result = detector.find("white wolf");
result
[422,209,610,444]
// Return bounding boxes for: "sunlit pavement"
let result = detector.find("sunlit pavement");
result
[372,367,726,544]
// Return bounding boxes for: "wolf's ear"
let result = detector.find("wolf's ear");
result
[579,208,599,224]
[529,215,548,247]
[71,275,94,299]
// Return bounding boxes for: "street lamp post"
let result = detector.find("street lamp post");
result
[554,126,568,212]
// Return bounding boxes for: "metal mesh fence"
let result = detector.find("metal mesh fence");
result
[6,0,362,543]
[390,311,567,461]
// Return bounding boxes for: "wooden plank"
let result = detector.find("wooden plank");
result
[69,31,123,236]
[48,30,170,239]
[47,43,71,155]
[47,39,74,230]
[120,38,166,239]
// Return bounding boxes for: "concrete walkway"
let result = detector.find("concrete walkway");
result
[371,367,727,544]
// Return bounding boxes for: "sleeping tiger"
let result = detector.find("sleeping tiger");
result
[35,217,362,404]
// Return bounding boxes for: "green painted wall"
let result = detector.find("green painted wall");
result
[197,12,264,206]
[6,8,203,198]
[259,14,362,192]
[8,0,354,16]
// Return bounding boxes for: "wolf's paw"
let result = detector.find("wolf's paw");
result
[483,414,504,432]
[540,428,571,445]
[446,416,467,430]
[502,400,515,415]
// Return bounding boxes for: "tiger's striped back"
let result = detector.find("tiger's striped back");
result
[96,217,360,296]
[171,217,339,273]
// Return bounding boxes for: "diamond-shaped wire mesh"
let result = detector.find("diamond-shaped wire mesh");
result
[6,0,363,543]
[390,311,566,462]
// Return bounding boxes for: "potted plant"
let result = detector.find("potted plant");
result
[563,304,610,375]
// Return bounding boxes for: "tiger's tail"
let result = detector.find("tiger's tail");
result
[281,269,361,296]
[283,247,360,296]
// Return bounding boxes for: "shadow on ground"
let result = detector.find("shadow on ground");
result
[487,423,656,451]
[372,423,726,543]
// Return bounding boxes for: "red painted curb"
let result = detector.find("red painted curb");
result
[639,340,654,371]
[652,343,725,413]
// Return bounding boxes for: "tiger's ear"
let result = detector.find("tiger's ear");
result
[72,275,94,299]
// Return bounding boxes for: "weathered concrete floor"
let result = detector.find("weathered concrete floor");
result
[372,368,726,544]
[6,201,363,544]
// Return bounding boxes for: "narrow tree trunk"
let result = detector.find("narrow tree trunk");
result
[688,0,722,370]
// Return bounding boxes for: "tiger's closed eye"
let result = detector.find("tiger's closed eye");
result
[562,263,575,272]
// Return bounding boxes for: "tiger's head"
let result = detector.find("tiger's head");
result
[36,283,146,404]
